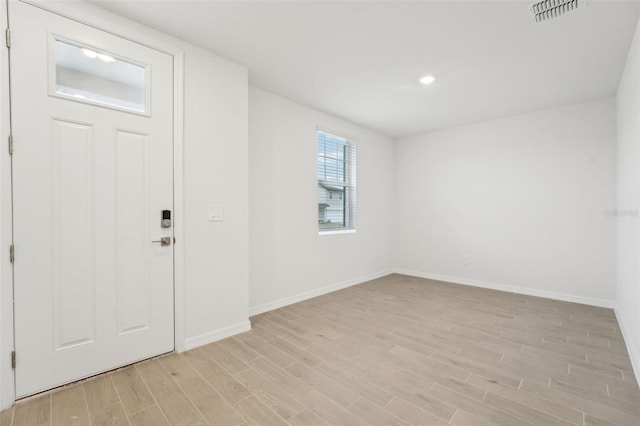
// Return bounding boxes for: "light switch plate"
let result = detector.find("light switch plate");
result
[208,204,224,222]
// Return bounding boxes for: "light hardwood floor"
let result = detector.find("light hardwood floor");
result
[1,273,639,425]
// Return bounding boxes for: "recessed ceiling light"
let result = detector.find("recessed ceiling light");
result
[420,75,436,85]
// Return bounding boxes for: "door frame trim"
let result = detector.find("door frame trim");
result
[1,0,14,412]
[1,0,187,409]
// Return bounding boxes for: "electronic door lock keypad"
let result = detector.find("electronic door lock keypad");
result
[161,210,172,228]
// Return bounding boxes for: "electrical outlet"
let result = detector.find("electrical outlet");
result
[462,254,469,265]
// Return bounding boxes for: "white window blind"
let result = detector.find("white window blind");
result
[317,130,356,232]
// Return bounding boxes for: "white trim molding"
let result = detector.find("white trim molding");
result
[0,0,14,411]
[184,321,252,351]
[249,269,393,316]
[172,51,186,353]
[393,269,616,309]
[614,308,640,384]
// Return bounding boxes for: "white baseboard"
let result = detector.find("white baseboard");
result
[183,320,252,351]
[393,269,616,309]
[614,308,640,384]
[249,269,394,316]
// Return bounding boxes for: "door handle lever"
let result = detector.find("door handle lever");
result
[152,237,171,246]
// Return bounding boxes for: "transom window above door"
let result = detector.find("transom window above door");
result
[51,37,149,114]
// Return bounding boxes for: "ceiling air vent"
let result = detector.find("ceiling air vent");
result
[529,0,587,23]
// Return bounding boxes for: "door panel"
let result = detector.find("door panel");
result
[10,1,175,397]
[116,130,151,335]
[52,119,96,351]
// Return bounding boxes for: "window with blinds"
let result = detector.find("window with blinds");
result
[317,130,356,232]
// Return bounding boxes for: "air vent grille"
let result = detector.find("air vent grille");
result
[529,0,587,23]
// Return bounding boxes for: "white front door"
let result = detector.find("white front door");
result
[10,1,175,397]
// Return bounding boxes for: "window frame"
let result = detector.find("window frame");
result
[48,33,151,116]
[316,129,357,235]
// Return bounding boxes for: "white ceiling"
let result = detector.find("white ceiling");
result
[91,0,640,139]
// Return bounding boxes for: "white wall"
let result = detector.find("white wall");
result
[1,1,250,408]
[394,98,617,306]
[183,52,250,347]
[616,16,640,379]
[249,88,394,314]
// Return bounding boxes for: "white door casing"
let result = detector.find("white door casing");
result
[10,0,175,397]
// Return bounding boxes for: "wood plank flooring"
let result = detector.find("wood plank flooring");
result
[2,273,639,425]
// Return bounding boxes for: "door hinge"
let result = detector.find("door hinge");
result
[5,28,10,49]
[8,134,13,155]
[9,244,14,264]
[11,351,15,369]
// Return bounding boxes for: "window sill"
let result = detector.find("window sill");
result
[318,229,356,236]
